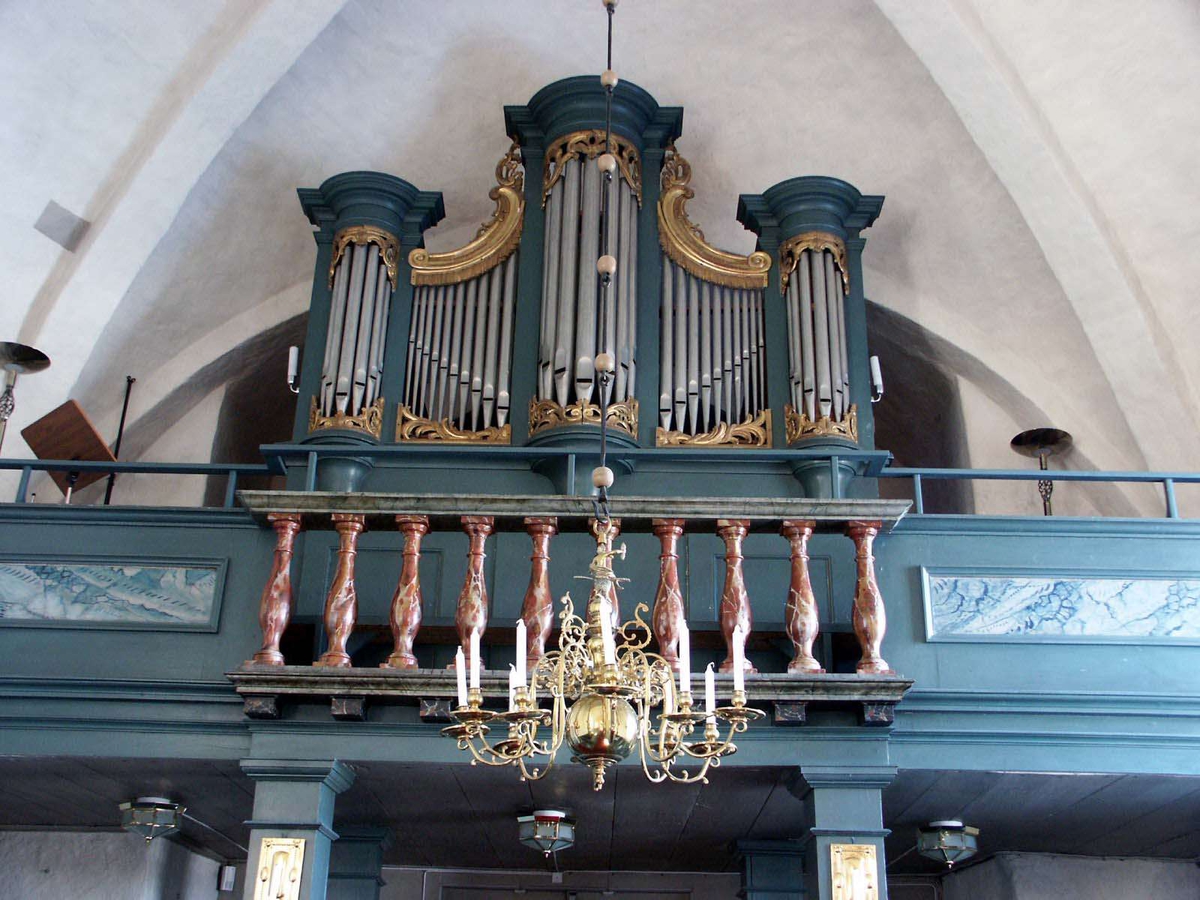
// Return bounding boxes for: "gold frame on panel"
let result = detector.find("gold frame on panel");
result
[830,843,879,900]
[253,837,306,900]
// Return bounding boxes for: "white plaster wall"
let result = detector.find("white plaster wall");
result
[379,868,740,900]
[0,830,219,900]
[942,852,1200,900]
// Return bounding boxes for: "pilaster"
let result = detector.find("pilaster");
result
[798,765,896,900]
[737,839,806,899]
[326,827,392,900]
[241,759,356,900]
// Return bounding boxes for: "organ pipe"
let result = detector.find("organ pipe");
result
[655,145,772,447]
[779,232,857,444]
[401,144,525,443]
[530,130,642,438]
[310,225,399,438]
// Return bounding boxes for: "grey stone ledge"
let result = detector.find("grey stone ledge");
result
[236,491,911,533]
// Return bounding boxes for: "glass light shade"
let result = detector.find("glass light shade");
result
[917,820,979,868]
[119,797,184,843]
[518,810,576,856]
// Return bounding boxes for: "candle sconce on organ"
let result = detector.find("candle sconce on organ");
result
[444,520,763,791]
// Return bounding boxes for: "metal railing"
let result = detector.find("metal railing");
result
[0,459,276,508]
[879,466,1199,519]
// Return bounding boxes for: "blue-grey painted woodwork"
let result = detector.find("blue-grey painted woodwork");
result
[242,759,355,900]
[798,766,895,900]
[296,172,445,444]
[739,178,884,452]
[738,840,806,899]
[326,827,390,900]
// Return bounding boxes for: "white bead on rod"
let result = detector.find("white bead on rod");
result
[469,631,481,689]
[597,153,617,174]
[592,466,614,489]
[597,255,617,276]
[601,69,619,89]
[516,619,527,684]
[455,646,468,707]
[594,352,615,373]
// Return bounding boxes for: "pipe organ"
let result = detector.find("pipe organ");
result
[531,130,642,438]
[401,145,525,443]
[293,76,886,495]
[780,234,855,443]
[311,227,398,437]
[655,146,772,446]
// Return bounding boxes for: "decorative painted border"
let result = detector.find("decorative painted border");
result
[921,565,1200,646]
[0,554,228,633]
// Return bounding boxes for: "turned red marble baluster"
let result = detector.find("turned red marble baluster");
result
[589,517,622,628]
[250,513,302,665]
[455,516,494,674]
[316,513,366,668]
[781,519,824,674]
[381,515,430,670]
[651,518,687,671]
[717,519,757,674]
[848,520,893,675]
[520,517,558,667]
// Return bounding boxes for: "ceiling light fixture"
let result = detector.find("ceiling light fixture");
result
[442,0,763,791]
[518,810,576,857]
[916,820,979,868]
[119,797,184,843]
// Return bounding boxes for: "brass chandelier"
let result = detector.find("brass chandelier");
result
[443,0,762,790]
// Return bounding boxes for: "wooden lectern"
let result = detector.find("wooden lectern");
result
[21,400,117,499]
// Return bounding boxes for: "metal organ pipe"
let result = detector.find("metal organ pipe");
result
[781,245,853,431]
[657,259,769,438]
[319,237,395,422]
[536,143,639,418]
[401,256,519,433]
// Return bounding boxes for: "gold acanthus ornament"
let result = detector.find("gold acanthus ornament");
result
[328,225,400,290]
[409,143,526,286]
[542,129,642,207]
[784,403,858,444]
[656,409,773,448]
[308,396,385,439]
[529,397,639,438]
[779,231,850,295]
[657,145,771,290]
[395,403,512,444]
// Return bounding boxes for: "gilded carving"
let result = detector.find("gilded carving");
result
[329,225,400,289]
[656,408,772,448]
[395,403,512,444]
[308,396,384,439]
[779,230,850,295]
[830,843,879,900]
[658,145,771,289]
[253,837,306,900]
[409,143,525,286]
[528,396,639,438]
[784,403,858,445]
[542,129,642,207]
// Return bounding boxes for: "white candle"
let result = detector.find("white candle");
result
[704,663,716,714]
[508,664,518,712]
[287,346,299,384]
[515,619,527,683]
[469,631,480,690]
[599,598,616,665]
[663,684,676,716]
[733,624,746,694]
[455,646,467,708]
[678,621,691,696]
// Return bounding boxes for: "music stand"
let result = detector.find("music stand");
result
[21,400,117,503]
